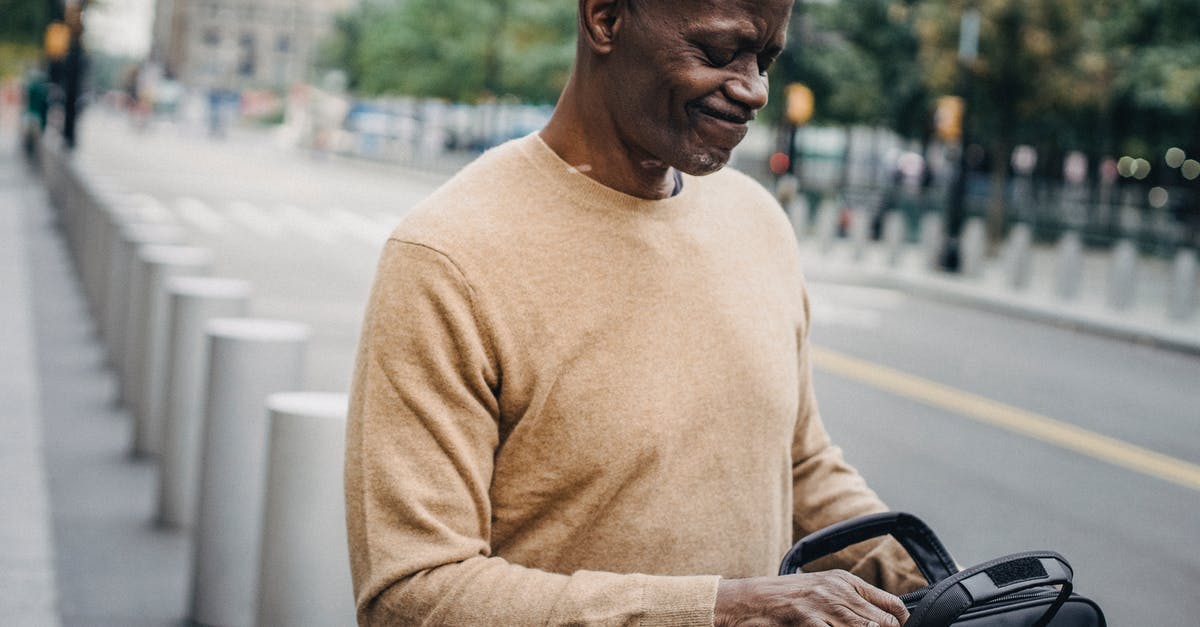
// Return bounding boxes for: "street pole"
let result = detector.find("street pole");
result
[62,0,86,149]
[940,4,980,272]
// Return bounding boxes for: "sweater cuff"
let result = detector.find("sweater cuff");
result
[635,574,719,627]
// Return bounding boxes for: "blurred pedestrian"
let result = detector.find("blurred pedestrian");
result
[345,1,923,625]
[22,68,49,158]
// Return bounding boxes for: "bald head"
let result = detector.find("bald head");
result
[541,0,791,198]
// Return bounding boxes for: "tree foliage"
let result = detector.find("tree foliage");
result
[0,0,49,45]
[323,0,1200,168]
[0,0,50,77]
[321,0,574,104]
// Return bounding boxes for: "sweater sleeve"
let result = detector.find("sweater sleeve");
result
[345,239,719,626]
[790,282,926,595]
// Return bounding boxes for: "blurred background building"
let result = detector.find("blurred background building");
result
[149,0,356,89]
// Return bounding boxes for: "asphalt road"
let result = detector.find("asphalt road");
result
[72,112,1200,625]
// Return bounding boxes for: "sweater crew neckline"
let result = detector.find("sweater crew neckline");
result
[518,132,699,216]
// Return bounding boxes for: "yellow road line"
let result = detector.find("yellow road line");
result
[812,346,1200,492]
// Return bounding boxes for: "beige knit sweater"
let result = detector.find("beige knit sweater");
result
[345,134,922,626]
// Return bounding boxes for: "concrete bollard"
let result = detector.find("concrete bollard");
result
[882,211,907,268]
[1002,223,1034,290]
[787,194,810,242]
[815,198,840,255]
[1168,249,1198,321]
[849,209,871,261]
[919,212,944,270]
[157,278,253,529]
[775,174,800,206]
[59,162,85,265]
[95,202,138,348]
[79,186,110,318]
[129,245,214,457]
[108,224,187,390]
[190,319,310,627]
[256,392,356,627]
[1054,231,1084,301]
[959,218,987,278]
[1107,240,1138,311]
[79,180,130,320]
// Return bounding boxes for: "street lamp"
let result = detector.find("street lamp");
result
[940,3,980,272]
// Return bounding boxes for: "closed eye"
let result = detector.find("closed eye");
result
[758,47,782,75]
[701,45,736,68]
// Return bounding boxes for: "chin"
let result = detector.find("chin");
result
[676,149,732,177]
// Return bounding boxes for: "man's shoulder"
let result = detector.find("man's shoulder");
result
[703,166,783,211]
[390,135,538,249]
[699,166,794,242]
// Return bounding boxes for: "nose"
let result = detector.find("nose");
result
[723,58,769,112]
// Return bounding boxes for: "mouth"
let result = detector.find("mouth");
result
[693,103,754,126]
[689,103,753,149]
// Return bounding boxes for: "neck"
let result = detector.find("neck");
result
[540,76,677,200]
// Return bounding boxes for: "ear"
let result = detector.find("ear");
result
[579,0,627,55]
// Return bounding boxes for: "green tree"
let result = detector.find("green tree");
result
[324,0,574,104]
[0,0,50,77]
[772,0,927,133]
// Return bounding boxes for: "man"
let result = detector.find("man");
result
[345,0,924,624]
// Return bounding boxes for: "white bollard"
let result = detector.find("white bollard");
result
[157,278,253,529]
[129,245,214,457]
[959,218,987,278]
[190,319,310,627]
[849,209,871,261]
[919,212,944,270]
[775,174,800,206]
[882,211,907,268]
[81,180,128,320]
[815,198,840,255]
[79,186,109,318]
[95,202,137,348]
[1107,240,1138,311]
[256,392,356,627]
[1168,249,1198,321]
[1002,223,1034,290]
[1054,231,1084,301]
[787,194,810,242]
[109,223,187,391]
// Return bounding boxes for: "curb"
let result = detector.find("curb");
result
[803,261,1200,357]
[0,141,61,626]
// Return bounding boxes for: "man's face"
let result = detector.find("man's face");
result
[606,0,791,176]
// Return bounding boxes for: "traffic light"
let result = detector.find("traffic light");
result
[44,21,71,61]
[934,95,964,142]
[785,83,814,126]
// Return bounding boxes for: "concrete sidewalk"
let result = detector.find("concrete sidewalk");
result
[3,131,190,625]
[0,134,59,626]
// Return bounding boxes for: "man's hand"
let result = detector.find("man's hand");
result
[714,570,910,626]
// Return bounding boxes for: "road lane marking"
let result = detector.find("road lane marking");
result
[811,346,1200,492]
[175,197,227,233]
[810,302,883,329]
[128,194,176,224]
[328,208,390,245]
[278,204,339,244]
[226,201,285,239]
[810,284,908,309]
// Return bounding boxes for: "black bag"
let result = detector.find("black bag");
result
[778,512,1106,626]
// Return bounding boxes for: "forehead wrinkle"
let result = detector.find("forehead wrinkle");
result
[672,5,787,48]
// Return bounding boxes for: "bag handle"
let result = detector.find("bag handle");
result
[907,551,1074,627]
[778,512,957,585]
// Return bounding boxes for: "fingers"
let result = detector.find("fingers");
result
[837,571,910,627]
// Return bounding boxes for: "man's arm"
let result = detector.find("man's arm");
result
[345,240,718,625]
[788,283,927,595]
